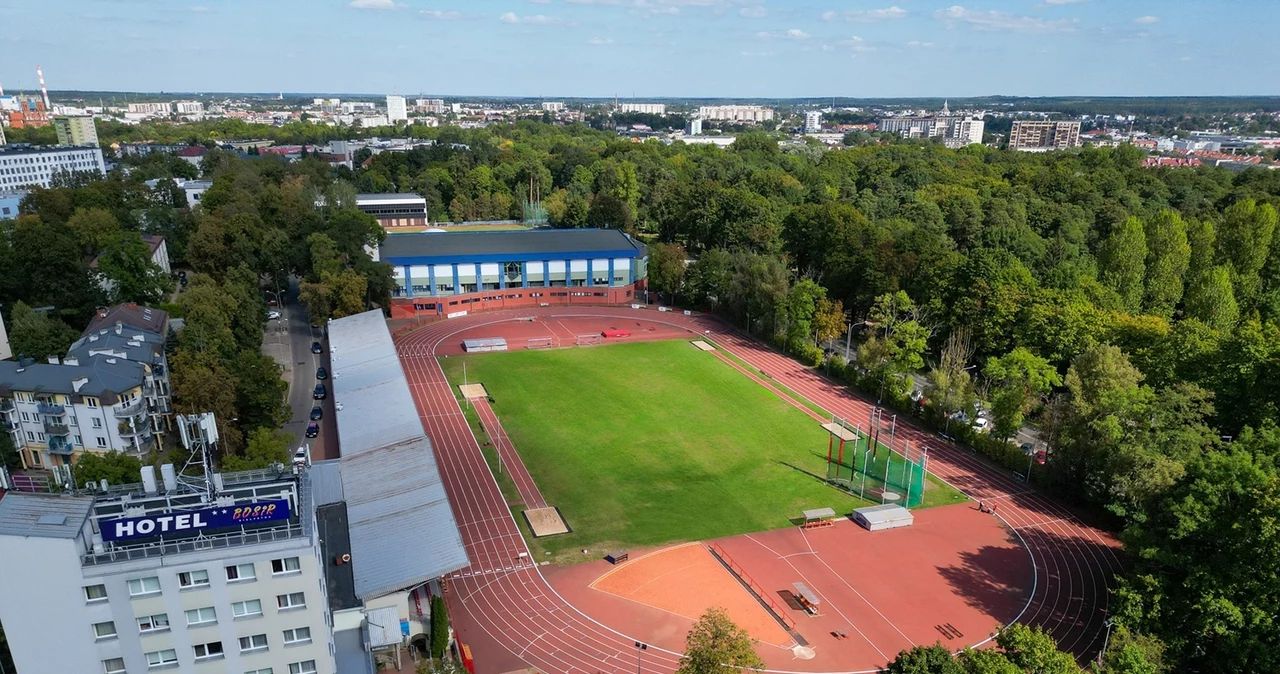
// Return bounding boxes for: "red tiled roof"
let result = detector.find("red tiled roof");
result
[176,146,208,157]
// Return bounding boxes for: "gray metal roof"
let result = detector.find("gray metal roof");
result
[380,228,645,261]
[0,493,94,539]
[365,606,402,647]
[333,627,374,674]
[329,310,424,457]
[67,328,165,365]
[328,310,468,600]
[308,460,345,506]
[0,358,145,400]
[356,193,425,204]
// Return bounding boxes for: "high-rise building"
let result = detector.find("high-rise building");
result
[541,101,565,112]
[126,102,172,116]
[174,101,204,115]
[415,98,446,114]
[697,105,774,123]
[877,104,985,148]
[385,95,407,123]
[617,103,665,114]
[686,118,702,136]
[804,111,823,133]
[1008,120,1082,151]
[53,115,100,147]
[0,145,106,190]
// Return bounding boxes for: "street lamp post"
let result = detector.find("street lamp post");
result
[1097,619,1116,665]
[634,642,647,674]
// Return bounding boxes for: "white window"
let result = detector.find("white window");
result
[84,584,107,602]
[239,633,269,652]
[146,649,178,669]
[128,576,161,596]
[178,569,209,588]
[137,613,170,633]
[97,437,107,448]
[93,621,117,640]
[92,417,102,428]
[289,661,317,674]
[185,606,217,626]
[103,657,127,674]
[233,599,263,618]
[282,626,311,645]
[193,641,224,659]
[245,669,274,674]
[271,557,300,575]
[88,398,99,408]
[276,592,305,610]
[226,563,256,582]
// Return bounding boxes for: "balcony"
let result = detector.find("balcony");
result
[117,420,150,438]
[2,420,19,433]
[114,400,146,419]
[43,420,70,436]
[0,399,14,412]
[48,438,75,456]
[82,522,305,567]
[36,402,66,416]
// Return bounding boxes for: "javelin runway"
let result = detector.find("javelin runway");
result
[394,307,1122,673]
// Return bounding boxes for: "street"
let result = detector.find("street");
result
[261,279,339,463]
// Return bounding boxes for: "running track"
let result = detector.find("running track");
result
[394,307,1123,673]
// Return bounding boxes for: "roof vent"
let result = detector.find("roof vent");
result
[36,514,67,526]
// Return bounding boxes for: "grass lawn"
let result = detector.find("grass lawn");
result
[440,340,964,561]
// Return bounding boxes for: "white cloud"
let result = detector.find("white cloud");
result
[826,6,907,22]
[934,5,1076,33]
[499,12,572,24]
[420,10,470,19]
[189,6,209,13]
[756,28,811,40]
[905,40,934,48]
[1134,15,1159,24]
[588,37,614,44]
[839,35,876,52]
[348,0,405,10]
[739,6,766,18]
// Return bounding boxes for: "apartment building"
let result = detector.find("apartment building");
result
[0,144,106,189]
[127,102,173,116]
[804,111,822,133]
[0,463,334,674]
[877,107,985,148]
[541,101,565,112]
[53,115,101,147]
[385,95,407,123]
[617,102,666,114]
[174,101,204,115]
[1009,120,1082,151]
[415,99,446,114]
[697,105,775,122]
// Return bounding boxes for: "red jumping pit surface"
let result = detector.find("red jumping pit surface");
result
[395,306,1123,674]
[425,313,693,356]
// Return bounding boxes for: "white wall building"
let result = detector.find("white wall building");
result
[53,115,100,147]
[697,105,774,123]
[173,101,204,115]
[804,111,822,134]
[541,101,565,112]
[685,118,702,136]
[0,306,11,361]
[0,145,106,190]
[618,103,665,114]
[126,102,172,116]
[0,461,335,674]
[415,99,446,114]
[385,95,407,123]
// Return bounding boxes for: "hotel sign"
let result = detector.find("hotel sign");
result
[101,499,291,542]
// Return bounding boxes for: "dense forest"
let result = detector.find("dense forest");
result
[2,121,1278,672]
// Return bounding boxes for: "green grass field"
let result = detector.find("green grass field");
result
[440,340,964,560]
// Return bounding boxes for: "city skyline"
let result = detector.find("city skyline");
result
[1,0,1276,98]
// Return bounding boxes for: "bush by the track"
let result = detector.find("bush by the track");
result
[430,595,448,659]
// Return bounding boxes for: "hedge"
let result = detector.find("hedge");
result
[430,595,448,659]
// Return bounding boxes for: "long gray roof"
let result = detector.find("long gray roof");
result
[328,310,468,600]
[380,228,645,261]
[0,358,145,401]
[67,327,165,365]
[0,492,94,539]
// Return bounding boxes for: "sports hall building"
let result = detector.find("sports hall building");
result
[377,228,649,319]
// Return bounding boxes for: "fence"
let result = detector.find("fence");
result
[706,543,797,631]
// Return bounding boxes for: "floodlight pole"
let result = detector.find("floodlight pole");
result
[635,642,647,674]
[904,443,914,506]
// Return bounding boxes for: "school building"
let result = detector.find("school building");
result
[376,228,649,319]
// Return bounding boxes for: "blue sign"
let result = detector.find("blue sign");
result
[102,499,291,542]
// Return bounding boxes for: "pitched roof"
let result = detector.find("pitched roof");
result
[84,304,169,335]
[0,358,145,402]
[66,327,164,366]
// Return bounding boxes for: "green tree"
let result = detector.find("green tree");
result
[1183,265,1239,331]
[957,648,1020,674]
[221,427,292,471]
[863,291,930,399]
[685,249,734,310]
[1095,626,1165,674]
[928,328,978,423]
[94,232,172,305]
[1141,210,1190,319]
[783,278,826,349]
[71,451,144,489]
[984,348,1062,441]
[676,607,765,674]
[649,242,688,302]
[0,429,22,473]
[1216,198,1277,304]
[884,644,964,674]
[995,623,1079,674]
[813,297,846,347]
[66,207,122,254]
[5,301,80,361]
[1098,216,1148,314]
[299,280,334,324]
[230,351,289,432]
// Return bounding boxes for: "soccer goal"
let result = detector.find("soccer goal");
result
[575,333,603,346]
[527,337,554,350]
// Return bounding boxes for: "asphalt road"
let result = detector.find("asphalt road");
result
[264,280,338,463]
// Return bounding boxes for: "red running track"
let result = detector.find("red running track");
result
[395,307,1123,673]
[471,396,548,510]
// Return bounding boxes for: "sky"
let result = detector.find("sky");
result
[1,0,1277,98]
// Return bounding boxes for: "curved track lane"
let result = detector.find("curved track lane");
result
[395,307,1122,673]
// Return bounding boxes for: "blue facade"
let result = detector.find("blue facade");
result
[384,245,647,300]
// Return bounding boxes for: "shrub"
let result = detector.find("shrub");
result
[429,595,448,658]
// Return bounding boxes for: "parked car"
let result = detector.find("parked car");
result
[972,416,992,433]
[266,310,281,320]
[305,422,319,438]
[309,406,323,421]
[1034,450,1048,465]
[292,446,309,466]
[313,383,326,400]
[1020,442,1035,455]
[311,341,323,354]
[316,367,328,380]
